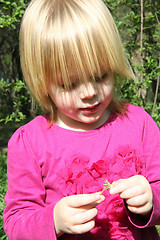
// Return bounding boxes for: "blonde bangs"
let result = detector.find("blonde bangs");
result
[45,1,105,89]
[45,0,134,89]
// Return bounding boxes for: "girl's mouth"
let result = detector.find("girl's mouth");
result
[79,103,101,114]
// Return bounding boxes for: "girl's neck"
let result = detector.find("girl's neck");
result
[55,109,111,132]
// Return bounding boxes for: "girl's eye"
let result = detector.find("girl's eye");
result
[61,84,65,89]
[95,73,108,82]
[102,73,108,79]
[59,82,78,90]
[66,82,79,90]
[69,82,77,89]
[94,76,101,82]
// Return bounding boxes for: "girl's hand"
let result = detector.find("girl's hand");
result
[54,193,105,236]
[110,175,153,217]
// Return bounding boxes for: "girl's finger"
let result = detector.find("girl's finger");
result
[125,194,148,207]
[110,175,149,195]
[119,186,144,199]
[110,179,128,195]
[72,207,98,225]
[66,193,105,208]
[127,202,152,215]
[71,220,96,234]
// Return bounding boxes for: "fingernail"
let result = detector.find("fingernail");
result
[95,193,105,201]
[94,193,101,199]
[109,188,114,194]
[100,195,105,201]
[96,194,105,203]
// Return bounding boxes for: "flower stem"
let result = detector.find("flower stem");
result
[100,179,112,195]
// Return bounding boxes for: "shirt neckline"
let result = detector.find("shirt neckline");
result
[51,112,115,135]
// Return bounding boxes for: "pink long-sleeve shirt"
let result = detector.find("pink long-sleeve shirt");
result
[3,104,160,239]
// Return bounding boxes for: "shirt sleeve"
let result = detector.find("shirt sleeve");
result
[128,111,160,228]
[3,127,57,240]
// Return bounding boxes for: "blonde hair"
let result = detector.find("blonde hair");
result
[20,0,134,121]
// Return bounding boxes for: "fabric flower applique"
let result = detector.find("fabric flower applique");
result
[107,145,145,182]
[57,145,145,239]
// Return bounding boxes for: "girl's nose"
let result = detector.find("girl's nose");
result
[80,82,97,100]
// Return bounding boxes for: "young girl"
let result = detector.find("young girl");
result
[3,0,160,239]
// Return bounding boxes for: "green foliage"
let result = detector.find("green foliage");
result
[0,0,29,97]
[0,78,31,123]
[104,0,160,127]
[145,103,160,129]
[0,0,26,29]
[157,225,160,236]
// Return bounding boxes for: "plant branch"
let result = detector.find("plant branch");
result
[140,0,144,82]
[151,13,160,116]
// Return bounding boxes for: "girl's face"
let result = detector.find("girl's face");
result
[49,71,114,131]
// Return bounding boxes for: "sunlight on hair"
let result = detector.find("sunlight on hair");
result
[20,0,134,120]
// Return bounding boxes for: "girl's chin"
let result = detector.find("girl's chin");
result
[77,115,101,124]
